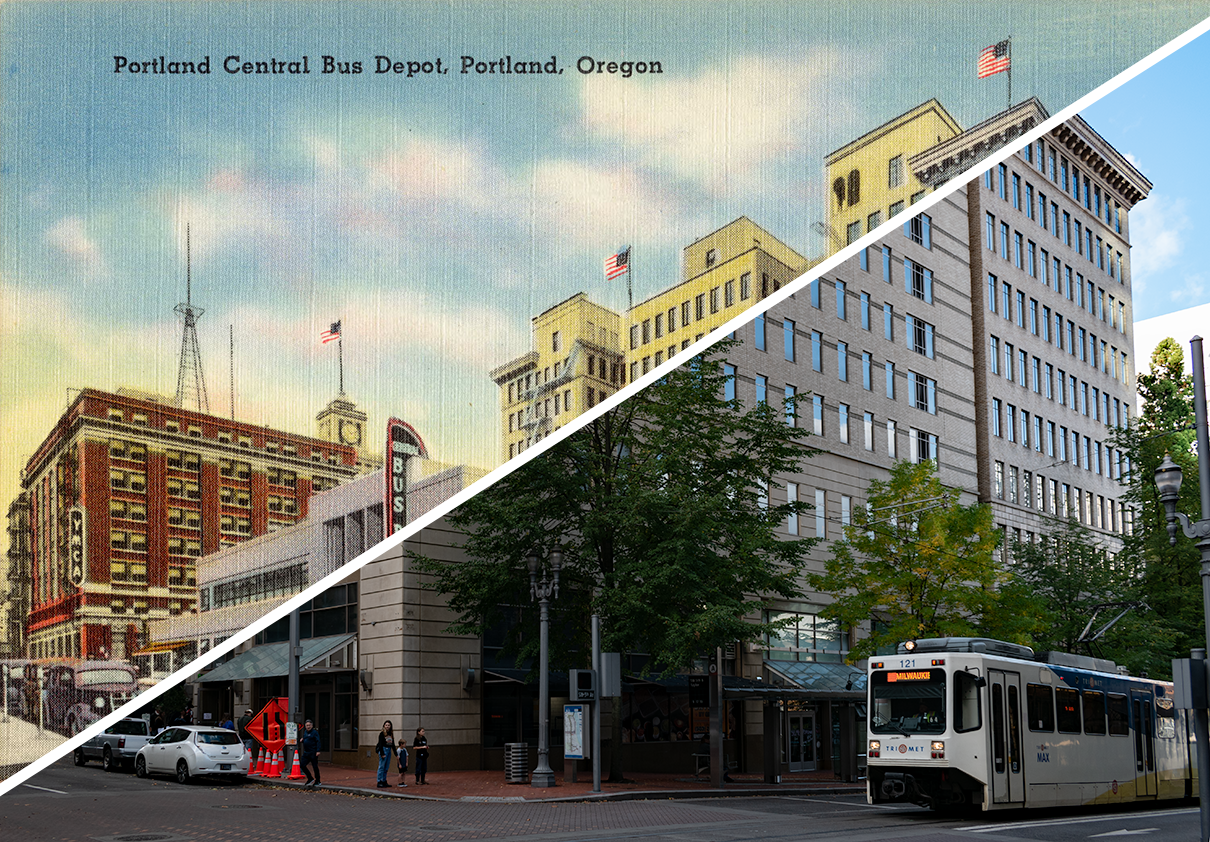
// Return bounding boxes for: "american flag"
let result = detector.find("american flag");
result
[977,40,1011,79]
[320,320,341,344]
[604,247,631,281]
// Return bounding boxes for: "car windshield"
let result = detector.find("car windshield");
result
[78,669,136,687]
[196,731,241,745]
[870,669,947,734]
[113,720,147,736]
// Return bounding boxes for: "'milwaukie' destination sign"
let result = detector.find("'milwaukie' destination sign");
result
[112,55,664,77]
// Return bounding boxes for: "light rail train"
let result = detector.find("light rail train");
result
[866,637,1194,810]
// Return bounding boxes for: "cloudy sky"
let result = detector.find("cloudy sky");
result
[3,1,1208,517]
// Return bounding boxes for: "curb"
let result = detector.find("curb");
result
[250,777,867,803]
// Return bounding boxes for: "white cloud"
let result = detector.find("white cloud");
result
[577,50,863,192]
[1128,193,1188,287]
[44,216,109,279]
[172,169,294,263]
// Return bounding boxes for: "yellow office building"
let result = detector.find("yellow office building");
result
[491,217,809,461]
[825,99,962,249]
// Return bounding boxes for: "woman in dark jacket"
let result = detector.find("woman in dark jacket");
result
[374,721,396,788]
[413,727,429,785]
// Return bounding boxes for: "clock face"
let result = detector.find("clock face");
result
[339,419,362,446]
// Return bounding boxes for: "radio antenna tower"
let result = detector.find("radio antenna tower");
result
[174,224,210,412]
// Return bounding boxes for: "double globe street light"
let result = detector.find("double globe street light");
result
[527,546,562,788]
[1153,334,1210,842]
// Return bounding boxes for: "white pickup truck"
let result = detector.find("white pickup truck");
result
[75,717,153,772]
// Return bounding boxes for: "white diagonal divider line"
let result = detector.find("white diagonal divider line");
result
[4,10,1209,801]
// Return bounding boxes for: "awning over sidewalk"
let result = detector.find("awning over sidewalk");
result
[197,633,355,683]
[762,660,867,699]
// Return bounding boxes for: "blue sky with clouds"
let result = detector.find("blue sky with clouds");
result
[3,1,1208,514]
[1083,27,1210,322]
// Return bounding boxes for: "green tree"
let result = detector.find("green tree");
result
[809,460,1028,660]
[1110,336,1200,673]
[1008,519,1161,663]
[413,340,819,777]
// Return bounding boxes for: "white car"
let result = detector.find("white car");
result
[135,726,249,784]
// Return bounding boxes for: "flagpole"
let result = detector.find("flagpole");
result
[1006,36,1012,110]
[338,322,345,396]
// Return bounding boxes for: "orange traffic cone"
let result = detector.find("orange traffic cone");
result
[287,749,306,781]
[251,748,266,777]
[270,749,282,778]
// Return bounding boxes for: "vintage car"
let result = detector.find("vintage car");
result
[0,659,32,716]
[40,660,139,735]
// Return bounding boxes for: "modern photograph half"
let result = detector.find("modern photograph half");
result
[2,0,1209,811]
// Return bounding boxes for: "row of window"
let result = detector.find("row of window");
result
[993,461,1130,534]
[206,562,308,611]
[631,270,780,351]
[994,142,1124,236]
[844,194,930,245]
[985,227,1129,338]
[104,406,333,461]
[990,334,1128,411]
[992,400,1126,479]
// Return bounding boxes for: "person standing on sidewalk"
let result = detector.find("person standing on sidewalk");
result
[395,741,409,787]
[412,727,429,785]
[375,721,396,788]
[300,719,322,788]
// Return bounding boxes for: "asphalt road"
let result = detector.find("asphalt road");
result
[0,758,1200,842]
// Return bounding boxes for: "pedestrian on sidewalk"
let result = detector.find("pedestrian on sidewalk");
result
[412,727,429,785]
[375,721,396,788]
[395,742,409,787]
[300,719,322,788]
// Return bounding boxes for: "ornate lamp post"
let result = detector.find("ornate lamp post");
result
[1155,335,1210,842]
[527,546,562,788]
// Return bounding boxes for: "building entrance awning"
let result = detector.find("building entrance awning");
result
[197,634,355,683]
[759,660,868,700]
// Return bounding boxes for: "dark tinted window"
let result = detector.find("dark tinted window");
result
[114,719,147,736]
[1056,687,1081,733]
[1026,683,1054,732]
[1108,693,1129,736]
[196,731,241,745]
[1082,691,1106,735]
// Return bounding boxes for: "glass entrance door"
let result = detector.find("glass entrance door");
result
[303,687,333,761]
[787,711,816,772]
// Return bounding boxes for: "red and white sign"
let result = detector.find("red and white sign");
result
[246,697,290,754]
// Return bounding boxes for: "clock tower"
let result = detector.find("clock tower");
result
[316,395,381,472]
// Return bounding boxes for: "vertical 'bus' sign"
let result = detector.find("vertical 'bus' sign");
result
[385,418,429,535]
[68,506,86,587]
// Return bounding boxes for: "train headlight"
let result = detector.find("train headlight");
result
[868,740,880,758]
[931,740,945,759]
[903,640,917,652]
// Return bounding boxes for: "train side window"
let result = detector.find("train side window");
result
[1007,685,1022,774]
[953,670,982,732]
[1082,690,1106,735]
[1026,683,1054,732]
[1055,687,1081,733]
[1107,693,1129,736]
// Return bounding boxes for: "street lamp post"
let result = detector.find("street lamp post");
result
[527,546,562,788]
[1155,335,1210,842]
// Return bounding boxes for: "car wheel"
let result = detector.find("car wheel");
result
[176,759,191,785]
[65,715,80,736]
[73,748,87,766]
[102,747,115,772]
[135,756,148,778]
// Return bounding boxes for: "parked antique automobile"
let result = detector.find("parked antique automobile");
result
[40,660,139,735]
[0,659,32,716]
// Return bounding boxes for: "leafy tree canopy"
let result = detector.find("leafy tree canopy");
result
[414,339,819,676]
[1109,336,1201,670]
[808,460,1033,660]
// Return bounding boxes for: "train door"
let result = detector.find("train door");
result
[1131,690,1157,797]
[989,669,1025,805]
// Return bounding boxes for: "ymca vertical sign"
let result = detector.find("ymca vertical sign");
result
[68,506,86,587]
[385,418,428,535]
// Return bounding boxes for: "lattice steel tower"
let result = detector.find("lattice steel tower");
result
[174,225,209,412]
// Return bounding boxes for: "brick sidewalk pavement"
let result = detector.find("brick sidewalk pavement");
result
[250,759,866,802]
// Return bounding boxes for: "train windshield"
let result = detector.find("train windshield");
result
[870,669,946,734]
